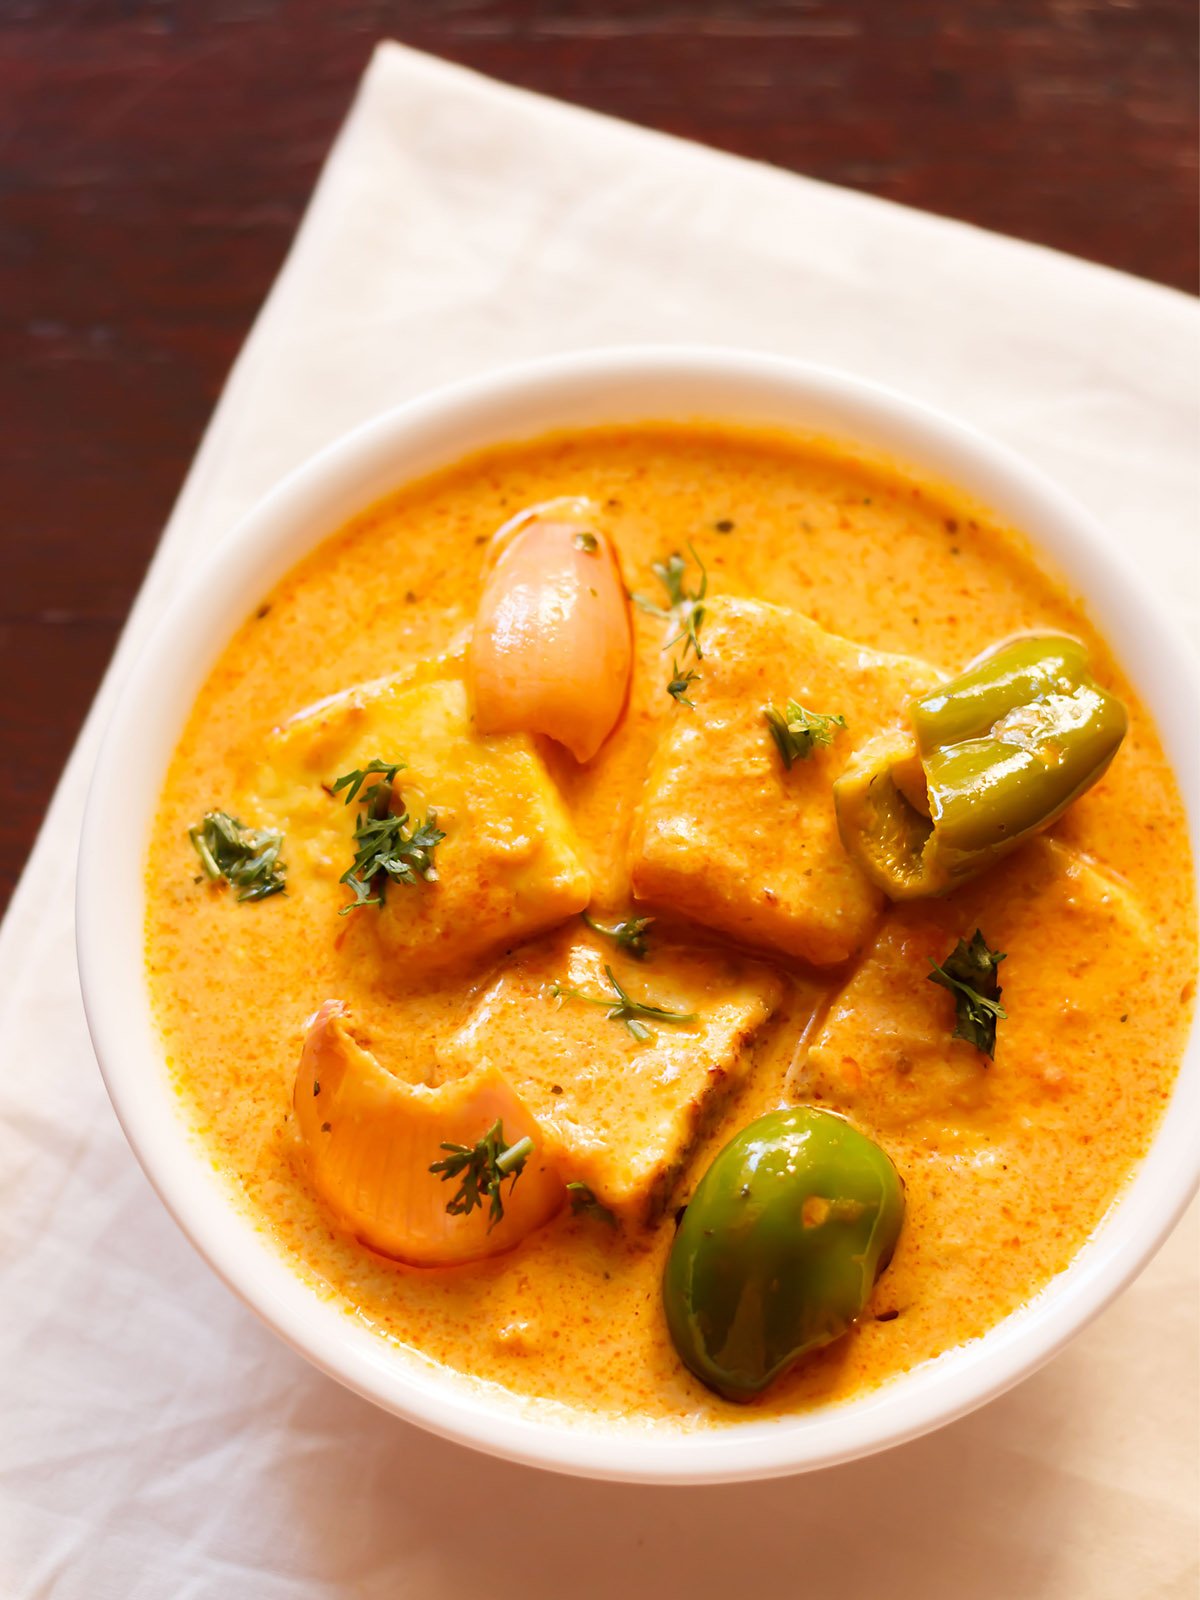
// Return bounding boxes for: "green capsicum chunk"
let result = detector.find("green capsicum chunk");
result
[663,1107,905,1402]
[834,634,1127,898]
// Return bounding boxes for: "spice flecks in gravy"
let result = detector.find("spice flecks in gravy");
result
[145,425,1196,1425]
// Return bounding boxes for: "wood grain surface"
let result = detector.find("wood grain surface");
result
[2,0,1196,909]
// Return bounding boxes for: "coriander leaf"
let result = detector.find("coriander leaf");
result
[330,759,404,807]
[667,659,699,708]
[429,1119,534,1229]
[574,530,599,554]
[550,963,697,1042]
[663,542,708,666]
[188,811,287,902]
[582,910,655,960]
[630,591,672,621]
[631,543,709,666]
[652,550,689,607]
[339,809,445,912]
[334,757,445,914]
[566,1181,618,1226]
[762,700,847,770]
[928,929,1007,1059]
[631,543,710,703]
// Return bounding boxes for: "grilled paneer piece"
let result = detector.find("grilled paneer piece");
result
[629,597,941,967]
[436,927,784,1224]
[248,665,591,975]
[794,839,1153,1135]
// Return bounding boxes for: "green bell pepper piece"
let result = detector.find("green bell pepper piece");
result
[834,634,1127,897]
[663,1107,905,1401]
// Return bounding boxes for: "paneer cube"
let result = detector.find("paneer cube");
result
[248,666,591,975]
[629,598,940,966]
[436,927,784,1223]
[795,838,1152,1135]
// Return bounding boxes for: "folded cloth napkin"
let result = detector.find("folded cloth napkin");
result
[2,41,1196,1600]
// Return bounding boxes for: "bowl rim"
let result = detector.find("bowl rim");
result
[76,345,1200,1484]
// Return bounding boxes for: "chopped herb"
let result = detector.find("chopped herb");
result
[667,659,699,708]
[340,810,444,912]
[188,811,287,902]
[550,963,697,1043]
[633,550,687,614]
[583,910,655,960]
[567,1181,618,1225]
[657,550,691,607]
[928,929,1007,1058]
[429,1120,533,1229]
[320,1121,331,1133]
[714,518,734,533]
[330,759,404,808]
[333,757,444,913]
[664,545,708,666]
[631,544,710,704]
[763,700,847,769]
[630,591,667,619]
[574,530,599,554]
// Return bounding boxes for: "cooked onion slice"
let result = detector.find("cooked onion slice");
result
[469,497,633,764]
[294,1001,564,1265]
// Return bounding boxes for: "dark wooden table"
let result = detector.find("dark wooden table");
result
[2,1,1196,911]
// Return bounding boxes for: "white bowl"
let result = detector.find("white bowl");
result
[76,347,1200,1484]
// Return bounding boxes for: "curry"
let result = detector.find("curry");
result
[145,424,1196,1424]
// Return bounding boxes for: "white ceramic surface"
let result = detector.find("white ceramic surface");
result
[76,348,1200,1484]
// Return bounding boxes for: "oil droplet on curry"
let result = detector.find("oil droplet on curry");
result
[146,425,1196,1423]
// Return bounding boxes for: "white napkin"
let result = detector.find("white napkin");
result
[3,42,1196,1599]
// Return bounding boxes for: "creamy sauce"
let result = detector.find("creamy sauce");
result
[145,425,1196,1425]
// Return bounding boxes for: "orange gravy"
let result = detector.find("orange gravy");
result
[145,426,1196,1425]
